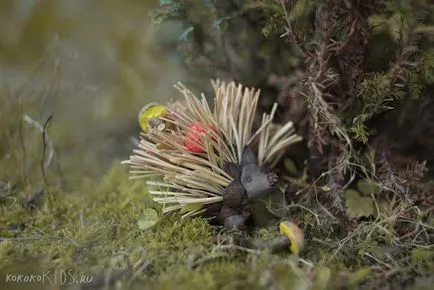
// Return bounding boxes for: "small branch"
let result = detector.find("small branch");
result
[335,20,357,53]
[41,115,53,190]
[22,115,55,170]
[279,0,310,58]
[22,114,55,195]
[212,244,261,255]
[0,236,83,247]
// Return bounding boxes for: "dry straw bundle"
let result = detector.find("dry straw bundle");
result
[123,80,302,219]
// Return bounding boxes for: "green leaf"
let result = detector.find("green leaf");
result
[284,158,300,176]
[345,190,374,218]
[313,266,331,290]
[348,267,372,287]
[369,246,387,260]
[350,122,369,144]
[368,15,388,30]
[411,248,434,264]
[289,0,313,21]
[388,12,408,43]
[414,25,434,35]
[137,208,160,230]
[356,180,379,196]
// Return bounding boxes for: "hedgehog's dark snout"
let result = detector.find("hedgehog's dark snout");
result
[267,172,279,187]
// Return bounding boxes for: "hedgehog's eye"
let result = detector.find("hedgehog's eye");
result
[245,176,252,183]
[148,118,166,131]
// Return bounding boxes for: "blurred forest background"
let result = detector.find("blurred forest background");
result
[1,0,185,178]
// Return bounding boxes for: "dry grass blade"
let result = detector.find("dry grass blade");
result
[255,105,303,167]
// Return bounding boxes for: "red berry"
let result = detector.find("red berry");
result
[184,123,216,153]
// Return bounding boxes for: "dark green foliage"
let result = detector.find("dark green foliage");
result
[150,0,434,288]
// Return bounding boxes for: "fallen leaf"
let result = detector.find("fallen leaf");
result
[313,266,331,290]
[357,179,379,196]
[137,208,160,230]
[284,158,300,176]
[345,189,374,218]
[349,267,372,287]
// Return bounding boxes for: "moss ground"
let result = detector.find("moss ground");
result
[0,95,432,289]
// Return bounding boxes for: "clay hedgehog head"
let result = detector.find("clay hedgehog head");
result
[122,80,302,230]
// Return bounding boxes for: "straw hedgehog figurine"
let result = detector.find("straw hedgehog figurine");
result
[123,79,302,230]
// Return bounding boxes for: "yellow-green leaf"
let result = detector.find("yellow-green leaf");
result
[284,158,300,176]
[345,189,374,218]
[388,12,408,43]
[289,0,313,21]
[137,208,160,230]
[357,179,379,196]
[367,15,388,34]
[313,266,331,290]
[349,267,372,287]
[414,25,434,35]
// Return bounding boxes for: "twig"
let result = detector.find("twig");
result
[211,244,261,255]
[41,115,53,191]
[22,115,55,170]
[335,20,357,53]
[0,236,83,247]
[279,0,310,57]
